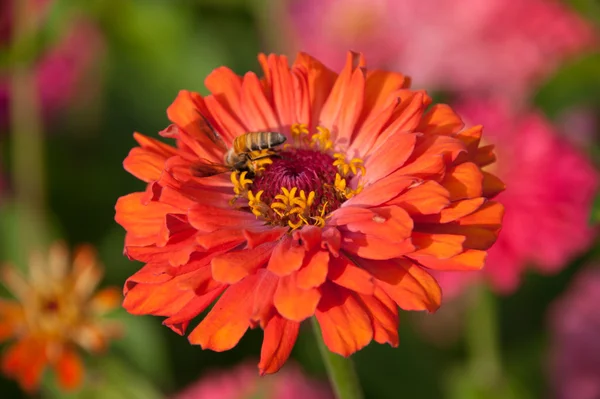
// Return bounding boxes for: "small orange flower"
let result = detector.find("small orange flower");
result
[0,242,121,392]
[115,52,505,374]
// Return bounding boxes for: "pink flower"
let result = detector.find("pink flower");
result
[285,0,596,100]
[549,268,600,399]
[172,362,332,399]
[0,2,105,130]
[436,99,598,296]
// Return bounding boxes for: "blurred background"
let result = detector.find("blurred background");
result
[0,0,599,398]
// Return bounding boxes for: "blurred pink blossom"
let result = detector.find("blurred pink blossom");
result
[0,1,105,130]
[285,0,596,100]
[436,99,598,296]
[172,362,333,399]
[549,267,600,399]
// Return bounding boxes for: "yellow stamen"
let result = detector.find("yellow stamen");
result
[311,126,334,151]
[231,171,253,196]
[290,123,310,147]
[247,190,268,217]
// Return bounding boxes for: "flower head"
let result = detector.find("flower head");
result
[549,267,600,399]
[173,361,332,399]
[285,0,596,100]
[434,99,598,296]
[0,1,105,130]
[116,52,504,374]
[0,242,121,392]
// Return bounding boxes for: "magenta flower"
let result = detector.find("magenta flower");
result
[549,268,600,399]
[0,1,105,130]
[172,362,332,399]
[285,0,596,100]
[435,99,598,296]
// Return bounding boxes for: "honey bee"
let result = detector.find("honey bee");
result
[190,112,286,177]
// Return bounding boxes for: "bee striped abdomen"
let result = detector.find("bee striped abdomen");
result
[233,132,286,153]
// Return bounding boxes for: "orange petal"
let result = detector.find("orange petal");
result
[355,287,399,346]
[346,206,414,241]
[328,256,375,295]
[204,66,245,131]
[398,135,467,177]
[211,242,276,284]
[123,274,197,316]
[315,283,373,356]
[1,337,48,392]
[370,92,427,151]
[188,203,261,233]
[296,250,330,289]
[124,133,177,182]
[364,132,418,184]
[341,231,415,260]
[188,274,259,351]
[293,225,323,252]
[0,301,24,342]
[389,180,450,216]
[166,90,224,161]
[240,71,279,131]
[416,197,487,224]
[250,270,279,326]
[267,236,305,276]
[273,273,320,322]
[243,227,288,249]
[474,144,497,167]
[482,171,506,198]
[347,173,415,207]
[90,287,121,314]
[411,232,465,258]
[411,249,487,271]
[457,201,504,226]
[362,69,408,119]
[162,286,226,335]
[292,52,337,127]
[54,348,83,391]
[442,162,484,201]
[263,54,296,128]
[333,67,366,145]
[417,104,464,136]
[259,314,300,375]
[349,95,399,157]
[115,193,181,246]
[319,51,365,133]
[359,258,441,312]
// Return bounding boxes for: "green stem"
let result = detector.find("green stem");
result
[311,318,364,399]
[10,0,48,259]
[465,283,503,390]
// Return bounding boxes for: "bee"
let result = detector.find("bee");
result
[190,112,287,177]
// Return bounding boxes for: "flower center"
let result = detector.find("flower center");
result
[230,125,365,230]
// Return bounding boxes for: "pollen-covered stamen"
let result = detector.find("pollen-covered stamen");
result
[230,126,366,229]
[231,171,253,196]
[250,149,275,173]
[311,126,334,151]
[290,123,310,147]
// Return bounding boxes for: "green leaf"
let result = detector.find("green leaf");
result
[110,309,175,390]
[535,53,600,118]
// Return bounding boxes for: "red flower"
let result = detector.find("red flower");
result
[115,52,504,374]
[0,242,121,392]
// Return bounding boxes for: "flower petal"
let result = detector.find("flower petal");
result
[359,258,441,312]
[259,314,300,375]
[211,242,276,284]
[54,348,83,391]
[188,274,259,351]
[273,273,321,322]
[267,236,306,276]
[315,283,373,356]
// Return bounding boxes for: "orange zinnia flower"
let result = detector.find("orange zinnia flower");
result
[0,242,121,392]
[115,52,505,374]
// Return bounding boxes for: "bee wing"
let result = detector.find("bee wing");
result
[196,110,229,153]
[191,159,231,177]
